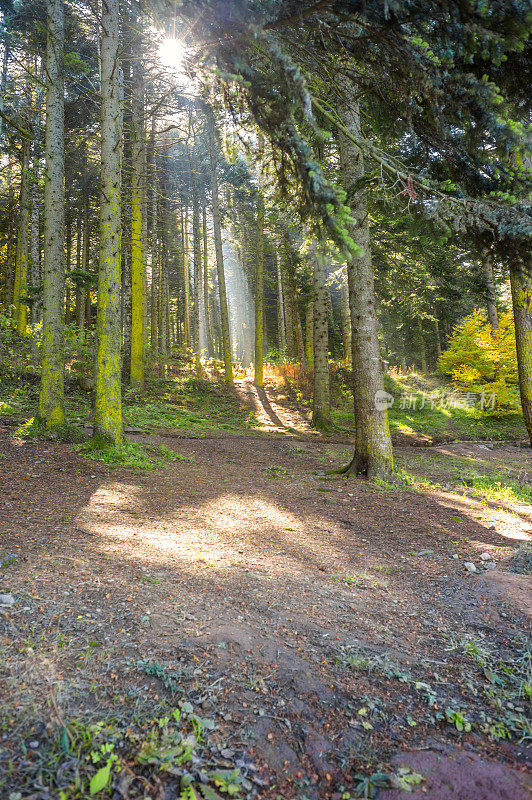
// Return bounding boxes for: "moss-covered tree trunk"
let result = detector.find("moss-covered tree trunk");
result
[39,0,65,429]
[311,243,331,429]
[254,189,265,386]
[336,80,393,478]
[93,0,123,447]
[14,138,31,335]
[510,256,532,447]
[207,113,233,383]
[130,56,145,389]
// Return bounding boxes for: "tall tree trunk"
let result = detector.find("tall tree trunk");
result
[150,131,159,352]
[191,151,202,375]
[39,0,65,429]
[311,244,331,429]
[340,269,351,364]
[94,0,123,446]
[120,54,132,381]
[280,251,295,358]
[433,317,442,364]
[79,191,89,334]
[130,56,145,389]
[207,113,233,383]
[3,165,15,310]
[275,252,286,358]
[74,209,82,331]
[336,80,393,478]
[483,249,499,333]
[254,189,265,386]
[30,140,41,324]
[0,35,10,140]
[417,317,427,373]
[292,285,305,364]
[305,300,314,365]
[157,246,165,367]
[65,214,72,323]
[510,257,532,447]
[14,138,31,335]
[182,205,191,350]
[202,203,214,357]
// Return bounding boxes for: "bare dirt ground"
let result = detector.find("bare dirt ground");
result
[0,392,531,798]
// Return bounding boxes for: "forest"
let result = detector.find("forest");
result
[0,1,531,799]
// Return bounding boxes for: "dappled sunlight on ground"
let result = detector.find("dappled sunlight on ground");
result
[428,489,531,543]
[77,485,373,583]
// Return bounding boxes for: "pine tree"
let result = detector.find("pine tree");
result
[93,0,122,447]
[38,0,65,430]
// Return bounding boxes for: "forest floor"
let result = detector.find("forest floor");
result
[1,376,531,800]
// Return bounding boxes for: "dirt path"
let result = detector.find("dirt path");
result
[233,377,316,434]
[0,428,530,799]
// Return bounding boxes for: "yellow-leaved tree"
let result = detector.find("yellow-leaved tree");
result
[438,309,518,408]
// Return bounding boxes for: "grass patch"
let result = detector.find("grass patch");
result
[333,572,389,590]
[332,371,527,443]
[75,441,191,470]
[372,456,532,507]
[14,416,85,442]
[123,377,257,434]
[453,468,532,504]
[0,698,250,800]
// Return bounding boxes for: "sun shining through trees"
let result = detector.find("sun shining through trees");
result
[0,0,531,797]
[157,36,188,77]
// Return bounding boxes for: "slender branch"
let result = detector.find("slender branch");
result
[0,107,33,140]
[310,95,467,207]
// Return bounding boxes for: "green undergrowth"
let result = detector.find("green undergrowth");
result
[337,633,531,744]
[14,416,86,442]
[371,451,532,506]
[0,366,258,436]
[0,367,257,437]
[75,440,191,470]
[0,697,249,800]
[333,572,389,590]
[332,371,526,443]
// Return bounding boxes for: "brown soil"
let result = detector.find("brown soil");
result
[0,407,531,799]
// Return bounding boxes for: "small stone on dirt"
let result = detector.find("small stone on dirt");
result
[464,562,477,573]
[0,594,15,606]
[480,553,493,561]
